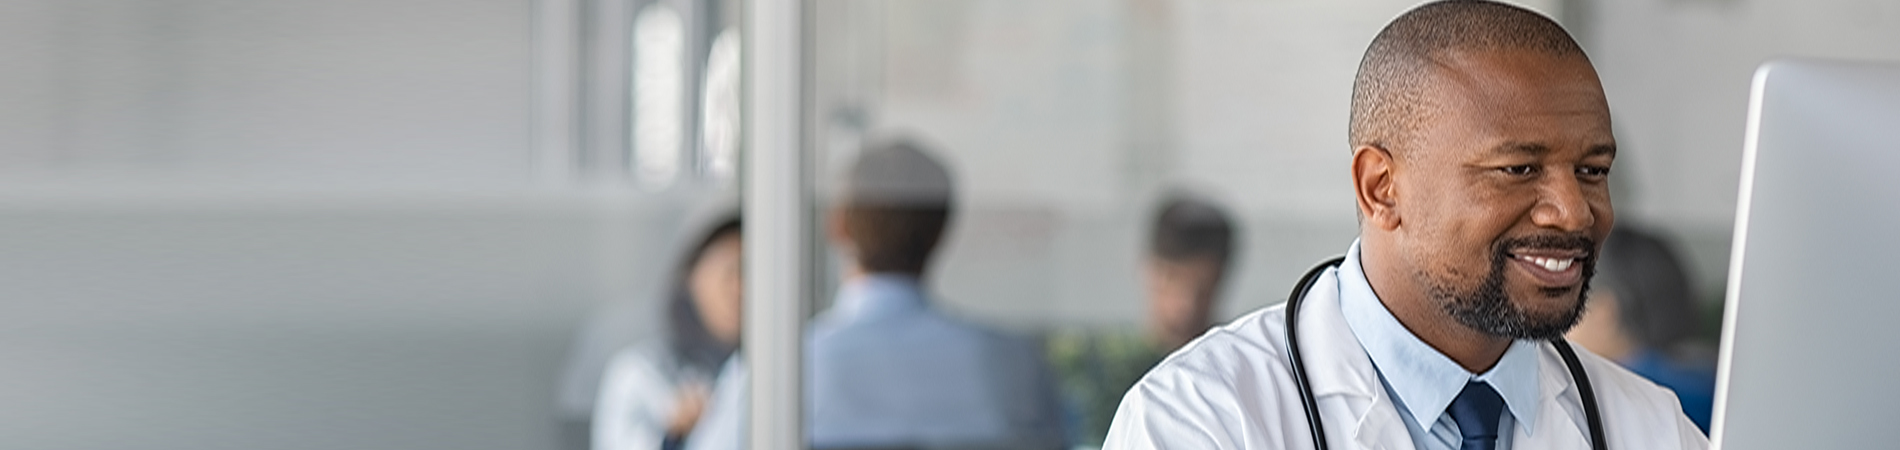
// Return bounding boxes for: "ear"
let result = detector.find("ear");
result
[1352,145,1401,231]
[825,207,854,252]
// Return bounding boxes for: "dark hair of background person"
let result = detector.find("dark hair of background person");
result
[665,215,743,378]
[1348,0,1588,153]
[1595,226,1701,352]
[1147,193,1236,265]
[839,138,954,275]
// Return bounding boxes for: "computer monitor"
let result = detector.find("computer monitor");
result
[1711,58,1900,449]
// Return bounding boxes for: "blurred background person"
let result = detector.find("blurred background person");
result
[1044,190,1238,447]
[807,137,1067,448]
[1141,192,1239,352]
[1566,225,1716,432]
[583,199,743,450]
[688,137,1068,450]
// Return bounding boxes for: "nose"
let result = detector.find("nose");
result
[1531,172,1595,232]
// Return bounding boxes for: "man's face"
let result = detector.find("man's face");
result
[1146,257,1225,345]
[1394,50,1616,339]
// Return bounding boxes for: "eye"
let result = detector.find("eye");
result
[1576,165,1611,180]
[1500,165,1538,176]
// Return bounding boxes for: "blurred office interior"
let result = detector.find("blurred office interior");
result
[3,0,1899,449]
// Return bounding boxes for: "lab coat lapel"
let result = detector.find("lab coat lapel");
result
[1517,345,1591,450]
[1350,380,1414,450]
[1292,268,1415,450]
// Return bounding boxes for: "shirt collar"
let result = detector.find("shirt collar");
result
[1336,239,1544,434]
[832,273,929,319]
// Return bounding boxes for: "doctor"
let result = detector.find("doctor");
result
[1104,1,1708,449]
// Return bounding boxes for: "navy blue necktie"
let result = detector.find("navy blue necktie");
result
[1448,381,1506,450]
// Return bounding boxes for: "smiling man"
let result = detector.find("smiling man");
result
[1104,1,1709,449]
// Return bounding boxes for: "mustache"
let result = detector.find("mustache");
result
[1495,234,1597,256]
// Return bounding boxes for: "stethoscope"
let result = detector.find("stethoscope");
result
[1283,257,1609,450]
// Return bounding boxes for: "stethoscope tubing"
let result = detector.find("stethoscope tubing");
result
[1282,257,1607,450]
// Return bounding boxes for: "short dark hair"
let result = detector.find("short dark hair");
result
[1148,193,1236,266]
[1596,226,1700,351]
[839,138,954,275]
[1349,0,1588,153]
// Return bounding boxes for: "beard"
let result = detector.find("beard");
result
[1423,235,1597,340]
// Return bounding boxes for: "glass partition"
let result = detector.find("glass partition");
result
[734,0,1744,449]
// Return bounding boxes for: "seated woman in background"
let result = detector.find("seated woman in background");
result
[1566,225,1718,433]
[593,203,743,450]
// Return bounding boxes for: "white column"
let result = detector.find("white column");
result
[743,0,807,449]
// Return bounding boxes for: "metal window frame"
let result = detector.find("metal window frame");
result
[540,0,716,188]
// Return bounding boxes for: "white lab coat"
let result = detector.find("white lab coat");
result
[595,344,711,450]
[1104,265,1709,450]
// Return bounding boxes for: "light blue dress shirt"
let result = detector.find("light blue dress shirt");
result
[806,274,1067,449]
[685,275,1066,450]
[1336,241,1543,450]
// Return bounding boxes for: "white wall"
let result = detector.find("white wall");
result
[818,0,1900,329]
[1580,0,1900,299]
[0,191,694,450]
[0,2,650,449]
[810,0,1565,327]
[0,0,534,187]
